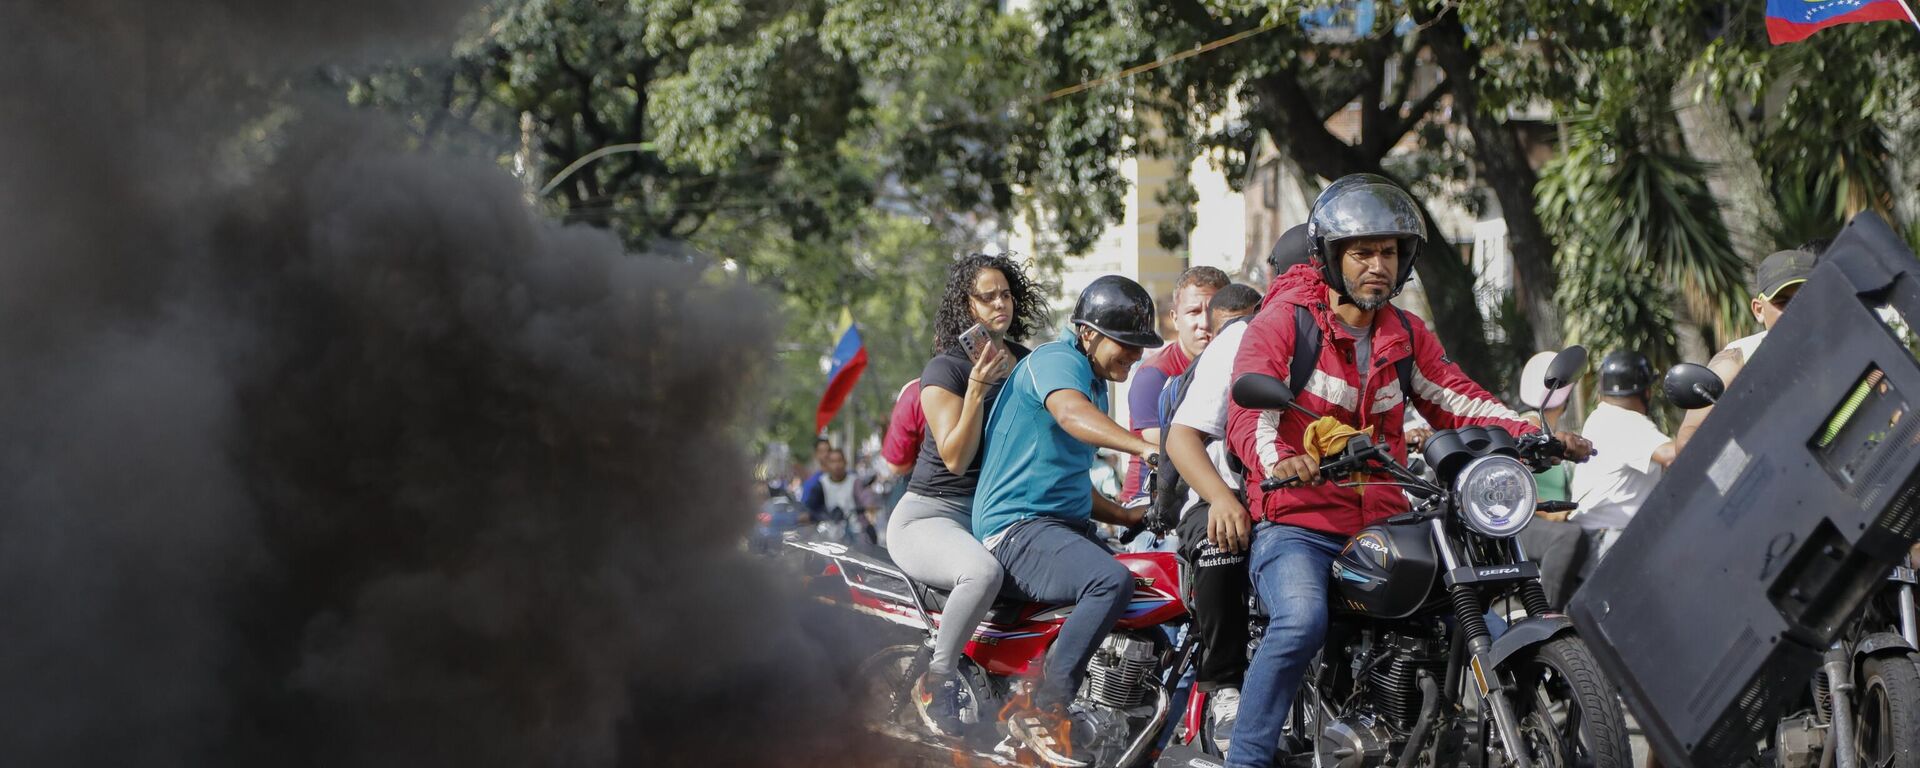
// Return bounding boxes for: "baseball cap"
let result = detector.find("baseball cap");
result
[1519,351,1571,411]
[1750,249,1818,301]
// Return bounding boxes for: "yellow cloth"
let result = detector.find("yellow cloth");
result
[1301,416,1372,463]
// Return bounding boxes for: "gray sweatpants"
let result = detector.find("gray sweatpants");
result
[886,491,1004,676]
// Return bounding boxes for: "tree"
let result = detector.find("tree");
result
[349,0,1089,455]
[1024,0,1500,380]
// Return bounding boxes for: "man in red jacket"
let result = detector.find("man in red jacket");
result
[1221,175,1591,768]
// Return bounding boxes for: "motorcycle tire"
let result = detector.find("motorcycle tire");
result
[1502,636,1632,768]
[854,644,929,733]
[1855,654,1920,768]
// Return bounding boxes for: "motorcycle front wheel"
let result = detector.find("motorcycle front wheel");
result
[1501,636,1632,768]
[1855,653,1920,768]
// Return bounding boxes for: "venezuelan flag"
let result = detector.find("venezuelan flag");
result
[1767,0,1919,44]
[815,308,868,434]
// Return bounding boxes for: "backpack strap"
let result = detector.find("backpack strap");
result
[1288,304,1321,397]
[1291,304,1418,414]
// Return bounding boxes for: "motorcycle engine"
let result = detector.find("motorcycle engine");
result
[1363,633,1445,729]
[1772,713,1825,768]
[1080,633,1159,710]
[1317,714,1394,768]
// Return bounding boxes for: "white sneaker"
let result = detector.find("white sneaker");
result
[1207,687,1240,754]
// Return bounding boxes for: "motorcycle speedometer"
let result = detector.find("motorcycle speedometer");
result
[1453,455,1536,538]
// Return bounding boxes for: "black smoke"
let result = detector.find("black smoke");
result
[0,2,885,766]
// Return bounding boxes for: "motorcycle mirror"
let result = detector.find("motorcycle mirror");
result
[1232,373,1295,410]
[1663,363,1724,410]
[1543,346,1587,393]
[1232,373,1323,420]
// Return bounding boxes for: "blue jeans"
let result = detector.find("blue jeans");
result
[993,517,1135,709]
[1227,523,1347,768]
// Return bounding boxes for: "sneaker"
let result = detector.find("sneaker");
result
[1207,687,1241,754]
[1006,703,1092,768]
[911,672,965,738]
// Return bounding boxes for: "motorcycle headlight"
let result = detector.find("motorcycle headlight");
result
[1454,455,1536,538]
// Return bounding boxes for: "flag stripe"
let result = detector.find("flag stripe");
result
[1767,0,1914,42]
[816,315,867,433]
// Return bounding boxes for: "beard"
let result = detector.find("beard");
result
[1344,275,1394,311]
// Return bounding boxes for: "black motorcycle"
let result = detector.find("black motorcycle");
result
[1226,347,1632,768]
[1664,363,1920,768]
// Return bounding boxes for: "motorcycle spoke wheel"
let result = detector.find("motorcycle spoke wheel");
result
[1501,637,1631,768]
[855,644,927,731]
[1855,655,1920,768]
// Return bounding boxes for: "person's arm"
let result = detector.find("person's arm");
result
[1674,348,1744,454]
[1227,305,1304,482]
[923,344,1012,475]
[881,381,924,476]
[1652,442,1678,469]
[802,481,824,515]
[1168,423,1252,552]
[1045,388,1157,459]
[1091,489,1144,527]
[1403,315,1536,437]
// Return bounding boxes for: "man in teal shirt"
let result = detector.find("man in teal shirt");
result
[974,276,1162,767]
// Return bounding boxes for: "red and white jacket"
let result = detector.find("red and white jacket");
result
[1227,264,1536,536]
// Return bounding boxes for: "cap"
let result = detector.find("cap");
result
[1750,249,1817,301]
[1519,351,1570,411]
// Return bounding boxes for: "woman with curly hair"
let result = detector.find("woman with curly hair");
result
[887,253,1044,737]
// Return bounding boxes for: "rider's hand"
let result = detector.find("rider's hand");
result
[1404,426,1434,451]
[969,340,1012,386]
[1268,455,1321,486]
[1139,448,1161,469]
[1553,431,1594,463]
[1207,497,1252,554]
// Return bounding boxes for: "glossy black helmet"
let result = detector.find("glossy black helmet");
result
[1071,275,1163,349]
[1598,350,1653,397]
[1307,174,1426,301]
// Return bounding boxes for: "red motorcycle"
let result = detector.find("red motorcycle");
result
[789,538,1218,767]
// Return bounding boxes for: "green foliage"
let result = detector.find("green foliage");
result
[347,0,1111,454]
[1538,102,1743,372]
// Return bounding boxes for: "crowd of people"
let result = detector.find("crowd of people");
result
[763,171,1829,768]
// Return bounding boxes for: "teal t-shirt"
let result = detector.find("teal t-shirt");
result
[972,338,1109,540]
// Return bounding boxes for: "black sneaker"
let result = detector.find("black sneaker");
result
[1005,703,1092,767]
[911,671,966,738]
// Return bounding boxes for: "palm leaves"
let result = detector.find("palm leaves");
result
[1538,107,1748,380]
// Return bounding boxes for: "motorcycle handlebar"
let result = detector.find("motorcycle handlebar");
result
[1259,448,1373,491]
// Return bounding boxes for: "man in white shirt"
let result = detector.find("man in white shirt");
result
[1674,246,1818,453]
[1570,351,1673,557]
[1163,283,1263,751]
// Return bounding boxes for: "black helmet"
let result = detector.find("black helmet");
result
[1307,174,1426,301]
[1266,223,1313,276]
[1598,350,1653,397]
[1071,275,1163,349]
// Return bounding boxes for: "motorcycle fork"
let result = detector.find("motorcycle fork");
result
[1431,518,1535,768]
[1899,583,1918,649]
[1823,643,1858,768]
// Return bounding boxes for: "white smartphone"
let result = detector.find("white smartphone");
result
[958,322,991,362]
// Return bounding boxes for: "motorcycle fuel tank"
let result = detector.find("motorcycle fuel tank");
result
[1331,524,1438,619]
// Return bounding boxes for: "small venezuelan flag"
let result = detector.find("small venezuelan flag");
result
[815,308,868,434]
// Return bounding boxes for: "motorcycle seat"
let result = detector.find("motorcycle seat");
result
[914,582,1035,627]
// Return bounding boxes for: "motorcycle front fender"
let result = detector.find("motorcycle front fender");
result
[1488,614,1576,670]
[1855,630,1915,659]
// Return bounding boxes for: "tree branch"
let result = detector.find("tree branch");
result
[1367,76,1451,158]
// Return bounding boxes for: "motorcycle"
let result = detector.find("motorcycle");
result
[1663,363,1920,768]
[1224,346,1633,768]
[789,536,1197,768]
